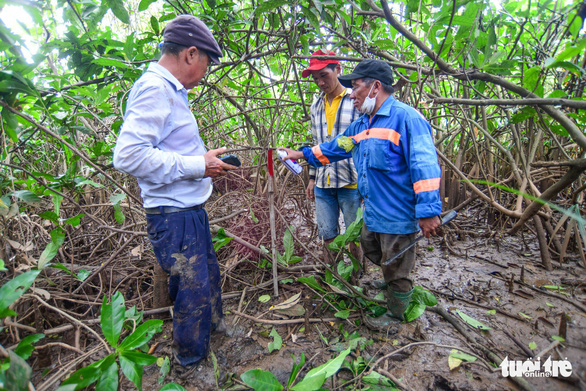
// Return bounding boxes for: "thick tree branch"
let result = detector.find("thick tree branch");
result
[509,159,586,234]
[431,97,586,109]
[368,0,586,150]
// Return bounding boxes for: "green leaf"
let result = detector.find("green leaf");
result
[268,327,282,353]
[3,350,32,391]
[241,369,284,391]
[291,348,351,390]
[486,309,497,315]
[551,335,565,342]
[120,350,157,366]
[301,6,320,30]
[455,310,492,330]
[106,0,130,24]
[158,356,171,385]
[258,295,271,303]
[60,365,102,389]
[546,90,567,99]
[403,286,437,322]
[124,306,144,330]
[249,207,259,223]
[14,333,44,360]
[95,360,118,391]
[518,312,532,320]
[297,275,326,293]
[101,292,126,348]
[39,211,59,222]
[522,66,541,91]
[212,228,233,252]
[113,203,125,224]
[329,209,363,252]
[64,214,84,227]
[287,353,305,388]
[449,349,477,362]
[150,16,160,35]
[510,107,537,123]
[110,193,126,205]
[77,269,91,281]
[52,263,82,279]
[51,228,66,246]
[12,190,42,204]
[362,371,395,387]
[556,38,586,61]
[334,310,350,319]
[138,0,158,11]
[404,302,426,323]
[0,270,41,318]
[543,285,565,290]
[119,353,144,390]
[37,241,59,269]
[93,57,130,69]
[291,373,326,391]
[549,61,584,75]
[110,194,126,224]
[411,286,437,306]
[528,342,537,350]
[54,385,77,391]
[283,226,294,263]
[76,179,104,188]
[118,319,163,350]
[255,0,289,15]
[159,383,187,391]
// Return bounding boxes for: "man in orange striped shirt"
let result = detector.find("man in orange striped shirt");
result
[280,60,441,329]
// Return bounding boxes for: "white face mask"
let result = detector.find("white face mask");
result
[360,82,379,115]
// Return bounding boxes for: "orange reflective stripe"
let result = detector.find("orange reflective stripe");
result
[312,145,330,165]
[413,178,441,194]
[349,128,401,146]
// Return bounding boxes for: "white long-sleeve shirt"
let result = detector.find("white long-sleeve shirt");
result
[113,63,211,208]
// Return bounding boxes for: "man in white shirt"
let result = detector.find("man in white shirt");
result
[113,14,236,369]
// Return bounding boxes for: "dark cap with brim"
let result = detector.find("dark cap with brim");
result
[338,59,394,88]
[163,15,222,64]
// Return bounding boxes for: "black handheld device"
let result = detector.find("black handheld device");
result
[220,154,241,167]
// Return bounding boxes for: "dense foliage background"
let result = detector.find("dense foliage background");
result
[0,0,585,389]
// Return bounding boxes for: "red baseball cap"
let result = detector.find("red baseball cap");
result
[301,50,339,78]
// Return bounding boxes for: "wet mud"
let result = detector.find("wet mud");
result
[141,227,585,391]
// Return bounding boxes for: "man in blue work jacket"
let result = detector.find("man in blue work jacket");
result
[281,60,442,329]
[114,15,236,370]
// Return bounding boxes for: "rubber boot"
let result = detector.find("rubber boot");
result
[362,288,413,331]
[386,289,414,321]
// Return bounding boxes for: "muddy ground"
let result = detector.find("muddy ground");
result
[136,204,586,391]
[19,170,583,391]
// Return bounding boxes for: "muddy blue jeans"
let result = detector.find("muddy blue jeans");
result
[314,186,362,240]
[146,207,223,366]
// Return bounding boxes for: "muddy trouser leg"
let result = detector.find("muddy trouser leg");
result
[361,226,417,318]
[202,210,224,330]
[146,209,223,367]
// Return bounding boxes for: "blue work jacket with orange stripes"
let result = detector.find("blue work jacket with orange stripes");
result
[302,95,442,235]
